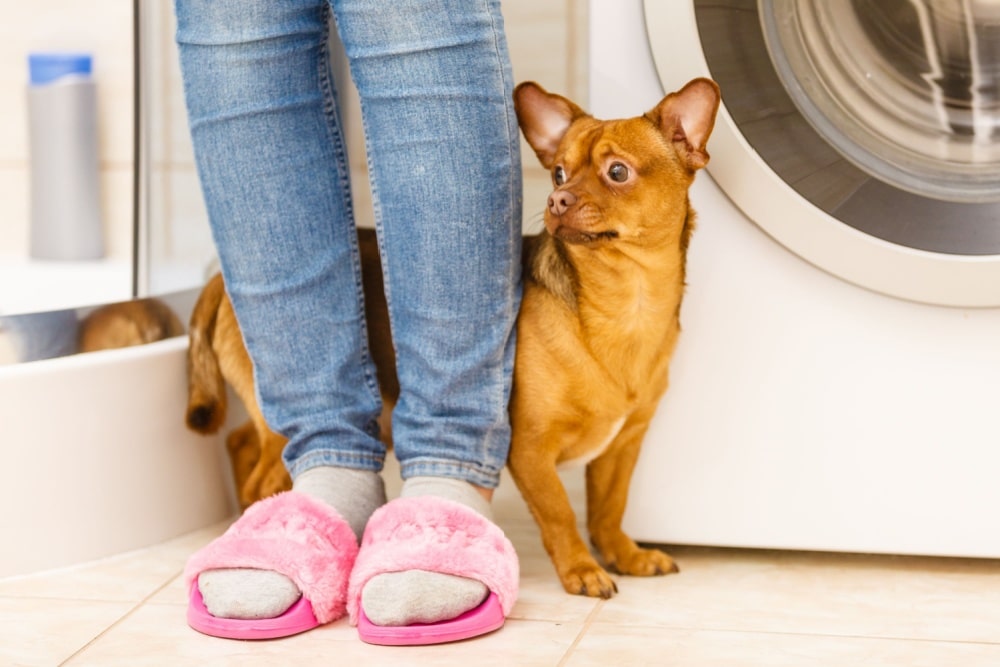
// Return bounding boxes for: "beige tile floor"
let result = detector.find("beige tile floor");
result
[4,462,1000,666]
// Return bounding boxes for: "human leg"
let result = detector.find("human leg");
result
[175,0,386,634]
[331,0,522,637]
[333,0,521,488]
[176,0,384,473]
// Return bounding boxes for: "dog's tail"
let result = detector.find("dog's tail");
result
[186,272,228,434]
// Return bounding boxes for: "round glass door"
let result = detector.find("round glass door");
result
[762,0,1000,205]
[697,0,1000,256]
[644,0,1000,305]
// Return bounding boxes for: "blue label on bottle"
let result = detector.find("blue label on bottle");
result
[28,53,93,85]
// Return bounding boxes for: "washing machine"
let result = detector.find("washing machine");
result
[591,0,1000,557]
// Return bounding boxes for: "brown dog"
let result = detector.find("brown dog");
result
[507,79,720,597]
[184,79,720,600]
[78,298,184,353]
[185,228,397,509]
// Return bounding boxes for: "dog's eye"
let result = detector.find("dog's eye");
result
[554,166,566,186]
[608,162,629,183]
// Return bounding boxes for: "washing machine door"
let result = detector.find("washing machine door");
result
[645,0,1000,306]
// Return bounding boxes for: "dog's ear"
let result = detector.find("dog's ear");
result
[650,78,721,171]
[514,82,589,169]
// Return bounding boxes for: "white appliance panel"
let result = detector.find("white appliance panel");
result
[589,0,1000,557]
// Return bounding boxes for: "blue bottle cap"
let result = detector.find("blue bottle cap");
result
[28,52,93,85]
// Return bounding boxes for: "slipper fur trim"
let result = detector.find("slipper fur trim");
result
[184,491,359,624]
[347,496,519,624]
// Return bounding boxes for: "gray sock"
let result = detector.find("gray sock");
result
[360,476,492,626]
[294,466,386,541]
[198,466,385,620]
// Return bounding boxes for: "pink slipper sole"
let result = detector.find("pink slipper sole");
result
[348,496,519,646]
[184,491,359,640]
[356,592,505,646]
[187,579,318,640]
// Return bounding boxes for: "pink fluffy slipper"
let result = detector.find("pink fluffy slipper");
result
[184,491,359,640]
[347,496,519,646]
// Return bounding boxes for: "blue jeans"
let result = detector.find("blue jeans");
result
[175,0,522,488]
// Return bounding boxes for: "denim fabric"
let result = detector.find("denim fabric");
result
[175,0,522,488]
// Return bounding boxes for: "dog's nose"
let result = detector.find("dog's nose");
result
[547,190,577,216]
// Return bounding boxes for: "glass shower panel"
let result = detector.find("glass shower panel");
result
[138,0,216,300]
[0,2,135,316]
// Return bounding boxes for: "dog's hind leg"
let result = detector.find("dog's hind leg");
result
[254,430,291,501]
[225,421,259,509]
[240,409,289,508]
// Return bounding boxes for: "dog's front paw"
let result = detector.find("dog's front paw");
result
[607,545,680,577]
[560,563,618,598]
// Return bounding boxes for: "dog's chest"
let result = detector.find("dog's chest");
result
[583,293,679,397]
[557,416,627,469]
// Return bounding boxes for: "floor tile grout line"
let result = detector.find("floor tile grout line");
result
[723,629,1000,648]
[556,597,607,667]
[565,619,1000,648]
[57,570,183,666]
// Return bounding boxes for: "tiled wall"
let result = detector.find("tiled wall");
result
[0,1,588,265]
[505,0,590,232]
[145,0,214,290]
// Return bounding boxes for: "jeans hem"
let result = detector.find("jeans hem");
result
[399,458,503,489]
[289,450,386,480]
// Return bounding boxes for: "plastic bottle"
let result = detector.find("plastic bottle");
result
[26,52,104,260]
